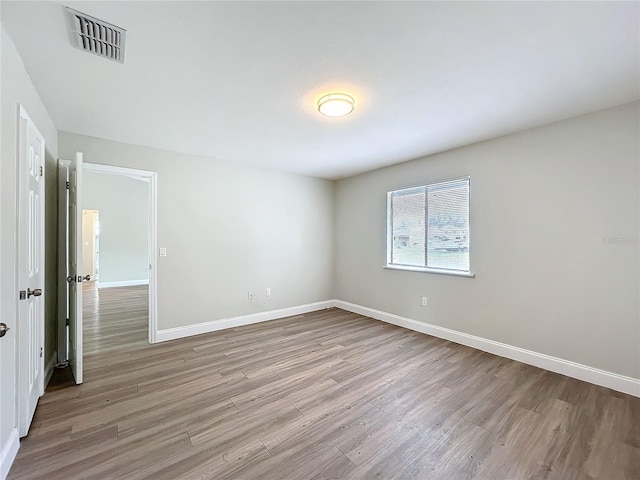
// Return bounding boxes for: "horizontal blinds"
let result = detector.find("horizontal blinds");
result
[390,187,425,267]
[388,178,470,273]
[426,178,469,271]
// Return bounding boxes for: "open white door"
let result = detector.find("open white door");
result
[17,106,45,437]
[68,152,84,384]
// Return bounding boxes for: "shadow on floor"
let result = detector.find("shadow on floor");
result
[46,366,76,392]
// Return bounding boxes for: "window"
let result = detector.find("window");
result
[387,177,471,275]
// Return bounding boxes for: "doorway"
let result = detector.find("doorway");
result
[57,161,158,383]
[82,167,151,358]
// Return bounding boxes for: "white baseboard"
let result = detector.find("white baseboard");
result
[151,296,639,397]
[98,279,149,288]
[155,300,334,343]
[44,351,56,390]
[334,300,640,398]
[0,428,19,480]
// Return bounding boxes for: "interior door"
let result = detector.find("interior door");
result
[17,106,45,437]
[68,152,84,384]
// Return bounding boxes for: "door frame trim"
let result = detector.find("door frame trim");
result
[57,159,70,363]
[80,162,158,344]
[16,104,46,437]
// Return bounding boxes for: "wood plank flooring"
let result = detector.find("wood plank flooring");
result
[9,284,640,479]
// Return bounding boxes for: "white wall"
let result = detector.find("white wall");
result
[83,172,149,285]
[58,132,335,330]
[334,102,640,380]
[0,25,58,472]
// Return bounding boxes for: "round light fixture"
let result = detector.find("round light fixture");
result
[317,93,355,117]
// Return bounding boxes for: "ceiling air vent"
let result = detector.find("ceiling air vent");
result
[65,7,126,64]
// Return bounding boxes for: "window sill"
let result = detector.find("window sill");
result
[383,265,475,278]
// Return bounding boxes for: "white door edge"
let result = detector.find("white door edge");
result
[68,152,83,385]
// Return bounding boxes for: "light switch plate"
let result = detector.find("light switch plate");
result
[159,248,167,257]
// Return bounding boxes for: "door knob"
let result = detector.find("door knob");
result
[0,323,10,338]
[66,275,90,283]
[27,288,42,298]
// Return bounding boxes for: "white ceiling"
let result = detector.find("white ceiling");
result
[2,1,639,179]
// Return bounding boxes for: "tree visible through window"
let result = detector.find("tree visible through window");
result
[388,178,470,273]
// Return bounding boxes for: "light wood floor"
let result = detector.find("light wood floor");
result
[9,284,640,479]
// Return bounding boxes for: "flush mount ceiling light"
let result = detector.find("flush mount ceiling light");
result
[317,93,355,117]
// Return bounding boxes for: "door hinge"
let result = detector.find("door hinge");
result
[40,165,43,177]
[66,318,70,326]
[40,347,43,358]
[66,181,70,189]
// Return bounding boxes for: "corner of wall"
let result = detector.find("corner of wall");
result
[330,179,339,300]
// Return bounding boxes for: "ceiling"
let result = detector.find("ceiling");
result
[2,1,639,179]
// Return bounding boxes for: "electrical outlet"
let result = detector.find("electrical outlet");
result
[422,297,428,307]
[266,288,271,297]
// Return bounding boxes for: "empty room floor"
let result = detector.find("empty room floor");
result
[8,285,640,479]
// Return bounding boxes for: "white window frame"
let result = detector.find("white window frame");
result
[385,177,474,278]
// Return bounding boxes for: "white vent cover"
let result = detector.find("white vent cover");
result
[66,7,126,64]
